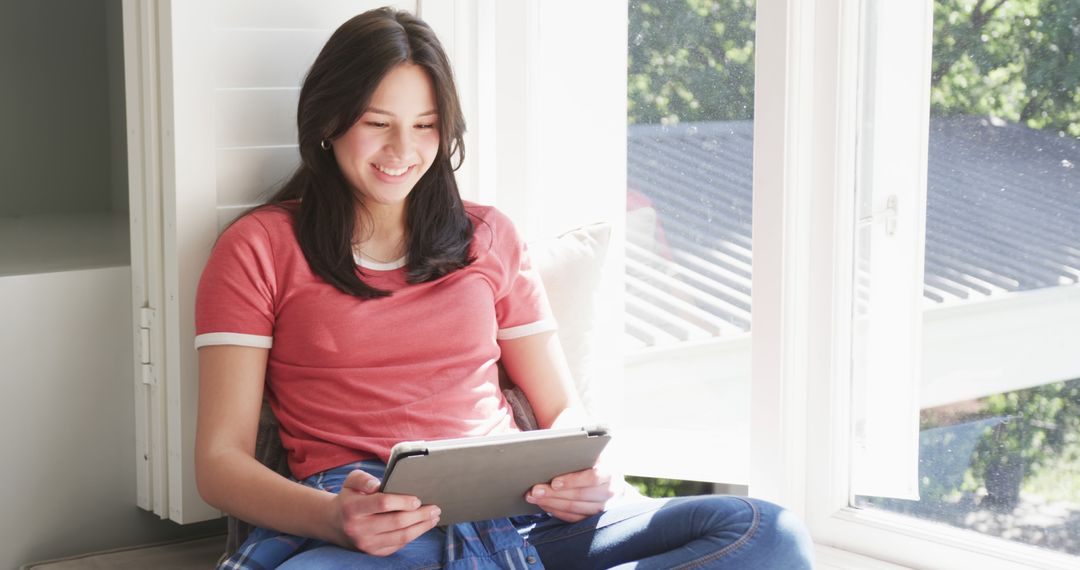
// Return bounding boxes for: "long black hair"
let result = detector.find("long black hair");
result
[266,7,473,298]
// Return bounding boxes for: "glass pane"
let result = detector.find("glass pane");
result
[622,0,755,483]
[854,0,1080,556]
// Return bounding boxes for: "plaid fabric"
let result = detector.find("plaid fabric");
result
[218,460,546,570]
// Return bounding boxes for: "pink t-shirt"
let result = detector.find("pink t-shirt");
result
[194,201,555,479]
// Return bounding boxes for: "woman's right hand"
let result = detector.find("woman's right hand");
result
[330,469,442,556]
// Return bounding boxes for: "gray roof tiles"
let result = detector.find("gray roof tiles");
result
[625,117,1080,347]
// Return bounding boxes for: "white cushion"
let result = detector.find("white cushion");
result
[529,222,612,416]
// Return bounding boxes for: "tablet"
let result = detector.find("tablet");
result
[380,425,611,525]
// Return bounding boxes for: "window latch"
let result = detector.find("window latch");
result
[857,194,898,236]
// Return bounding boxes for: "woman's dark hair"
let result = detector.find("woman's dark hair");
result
[266,7,473,298]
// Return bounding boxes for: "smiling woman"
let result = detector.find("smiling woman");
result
[193,6,813,570]
[253,7,474,301]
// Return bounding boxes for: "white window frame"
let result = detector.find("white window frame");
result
[754,0,1080,567]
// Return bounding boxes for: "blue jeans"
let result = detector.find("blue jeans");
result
[258,461,814,569]
[527,495,813,569]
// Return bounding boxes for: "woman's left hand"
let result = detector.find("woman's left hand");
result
[525,466,632,522]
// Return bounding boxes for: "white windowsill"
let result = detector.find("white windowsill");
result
[815,544,914,570]
[619,282,1078,486]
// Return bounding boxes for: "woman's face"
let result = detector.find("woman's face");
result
[332,63,440,208]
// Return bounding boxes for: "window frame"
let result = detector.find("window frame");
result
[754,0,1080,567]
[453,0,1080,562]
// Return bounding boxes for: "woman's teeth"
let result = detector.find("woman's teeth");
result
[375,164,409,176]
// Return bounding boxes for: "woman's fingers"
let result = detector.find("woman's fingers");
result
[525,468,629,522]
[528,466,616,504]
[349,502,439,531]
[368,510,443,555]
[342,469,382,494]
[348,506,441,555]
[549,467,611,490]
[335,473,443,554]
[340,489,422,519]
[527,493,607,517]
[528,482,615,504]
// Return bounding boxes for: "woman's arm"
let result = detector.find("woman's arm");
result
[497,331,587,429]
[195,345,440,555]
[498,331,626,521]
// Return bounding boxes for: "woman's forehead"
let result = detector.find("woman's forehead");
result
[365,63,438,116]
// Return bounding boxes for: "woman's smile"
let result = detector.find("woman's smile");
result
[373,163,413,178]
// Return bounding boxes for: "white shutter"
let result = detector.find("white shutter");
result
[123,0,222,524]
[126,0,415,524]
[123,0,172,520]
[849,0,934,500]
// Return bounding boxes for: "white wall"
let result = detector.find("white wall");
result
[0,267,223,569]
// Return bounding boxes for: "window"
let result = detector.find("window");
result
[791,0,1080,567]
[622,0,757,485]
[853,0,1080,557]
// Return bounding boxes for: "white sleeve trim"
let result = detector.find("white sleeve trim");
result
[496,318,558,341]
[194,332,273,350]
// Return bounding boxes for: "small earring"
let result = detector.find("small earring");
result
[320,139,332,150]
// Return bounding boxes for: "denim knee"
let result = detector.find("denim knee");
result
[747,499,815,569]
[660,495,814,568]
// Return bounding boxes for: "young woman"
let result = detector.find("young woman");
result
[194,7,814,569]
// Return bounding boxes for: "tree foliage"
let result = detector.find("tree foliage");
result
[628,0,755,124]
[965,380,1080,508]
[932,0,1080,136]
[626,476,714,498]
[628,0,1080,136]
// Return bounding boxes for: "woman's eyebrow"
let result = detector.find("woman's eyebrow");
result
[366,107,439,117]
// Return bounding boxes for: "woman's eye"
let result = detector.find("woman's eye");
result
[416,123,435,130]
[366,121,389,128]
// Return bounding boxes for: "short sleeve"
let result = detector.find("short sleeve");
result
[489,211,557,340]
[194,213,277,349]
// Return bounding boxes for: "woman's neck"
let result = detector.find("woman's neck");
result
[355,202,407,260]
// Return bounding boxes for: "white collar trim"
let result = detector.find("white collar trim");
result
[353,251,407,270]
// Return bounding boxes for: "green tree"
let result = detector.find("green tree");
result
[626,476,714,498]
[966,380,1080,509]
[628,0,755,124]
[628,0,1080,135]
[931,0,1080,136]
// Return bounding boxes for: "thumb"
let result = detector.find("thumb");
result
[342,469,381,494]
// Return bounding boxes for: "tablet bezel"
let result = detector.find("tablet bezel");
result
[379,425,611,525]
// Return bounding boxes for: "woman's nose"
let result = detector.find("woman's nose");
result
[385,126,413,157]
